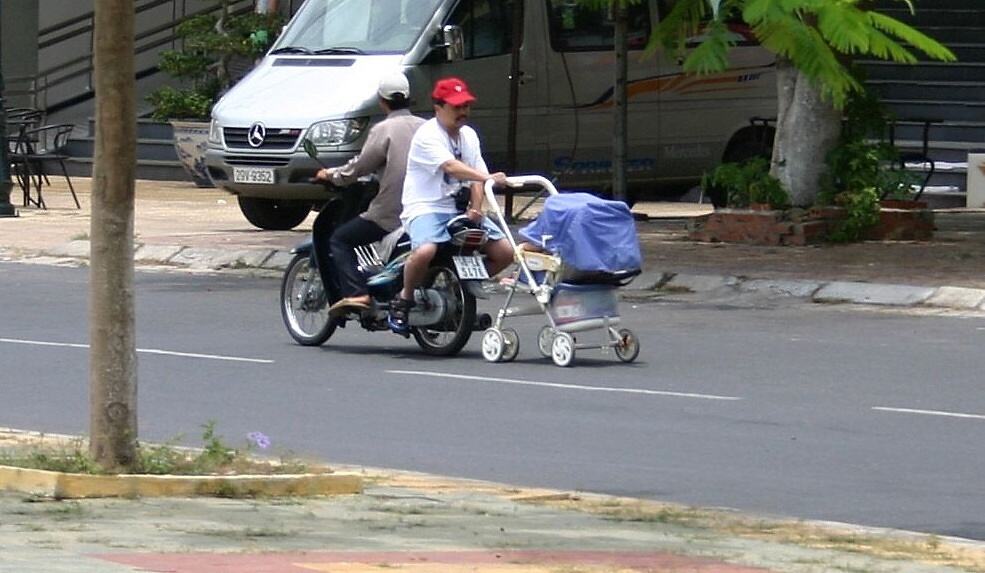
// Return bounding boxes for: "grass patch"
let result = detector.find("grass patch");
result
[0,422,312,477]
[532,497,985,572]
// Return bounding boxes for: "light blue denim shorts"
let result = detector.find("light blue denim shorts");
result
[406,212,505,249]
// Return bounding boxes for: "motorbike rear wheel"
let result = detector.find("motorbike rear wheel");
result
[411,265,476,356]
[281,253,338,346]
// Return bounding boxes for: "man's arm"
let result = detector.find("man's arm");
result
[440,159,508,221]
[316,128,386,185]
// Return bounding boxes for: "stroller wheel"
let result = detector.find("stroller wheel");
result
[501,328,520,362]
[537,326,554,358]
[481,328,506,362]
[614,328,640,363]
[551,332,575,367]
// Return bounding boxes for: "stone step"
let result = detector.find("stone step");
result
[909,26,985,44]
[65,157,191,182]
[860,60,985,82]
[83,117,176,140]
[64,137,178,162]
[891,121,985,145]
[877,8,985,27]
[867,80,985,102]
[881,98,985,123]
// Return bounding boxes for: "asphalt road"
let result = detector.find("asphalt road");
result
[2,261,985,541]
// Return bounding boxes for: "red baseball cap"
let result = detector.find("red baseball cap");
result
[432,77,476,106]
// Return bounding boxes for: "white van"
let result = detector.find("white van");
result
[205,0,776,229]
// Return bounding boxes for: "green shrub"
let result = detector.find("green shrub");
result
[701,157,790,209]
[148,4,283,121]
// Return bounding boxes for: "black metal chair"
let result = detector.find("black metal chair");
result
[6,109,46,206]
[11,123,80,209]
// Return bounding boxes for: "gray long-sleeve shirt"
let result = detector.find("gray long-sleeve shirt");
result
[330,108,425,232]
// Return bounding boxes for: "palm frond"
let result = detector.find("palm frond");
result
[867,12,956,62]
[817,3,871,54]
[681,20,735,74]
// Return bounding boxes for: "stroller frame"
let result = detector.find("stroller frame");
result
[480,176,640,367]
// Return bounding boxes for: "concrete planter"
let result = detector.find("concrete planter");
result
[170,120,214,188]
[0,464,362,499]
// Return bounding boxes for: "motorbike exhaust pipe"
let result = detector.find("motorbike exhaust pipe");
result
[473,313,492,331]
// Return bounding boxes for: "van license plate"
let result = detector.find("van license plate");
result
[233,167,275,184]
[453,256,489,280]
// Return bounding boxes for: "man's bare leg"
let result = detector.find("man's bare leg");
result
[400,242,438,301]
[483,238,514,277]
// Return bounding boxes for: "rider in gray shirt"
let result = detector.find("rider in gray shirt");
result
[315,71,425,316]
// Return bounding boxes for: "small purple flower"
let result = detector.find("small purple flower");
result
[247,431,271,449]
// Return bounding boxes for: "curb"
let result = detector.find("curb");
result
[627,271,985,312]
[19,241,985,312]
[0,464,362,499]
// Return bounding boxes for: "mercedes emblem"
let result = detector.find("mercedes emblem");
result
[247,122,267,148]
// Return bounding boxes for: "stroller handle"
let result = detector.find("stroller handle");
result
[482,175,558,231]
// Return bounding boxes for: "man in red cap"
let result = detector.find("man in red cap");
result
[388,76,512,335]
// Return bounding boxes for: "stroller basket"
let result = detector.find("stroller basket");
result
[550,283,620,332]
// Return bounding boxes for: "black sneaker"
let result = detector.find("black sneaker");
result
[387,296,414,337]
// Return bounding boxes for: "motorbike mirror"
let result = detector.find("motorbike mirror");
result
[302,138,319,161]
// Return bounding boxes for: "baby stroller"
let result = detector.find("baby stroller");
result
[480,176,642,367]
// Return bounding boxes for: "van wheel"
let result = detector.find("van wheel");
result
[238,197,312,230]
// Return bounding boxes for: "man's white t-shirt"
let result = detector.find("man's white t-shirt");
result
[401,118,487,223]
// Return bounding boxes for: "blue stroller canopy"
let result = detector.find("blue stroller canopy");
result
[519,192,642,273]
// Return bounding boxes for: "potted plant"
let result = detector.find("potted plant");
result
[148,0,282,187]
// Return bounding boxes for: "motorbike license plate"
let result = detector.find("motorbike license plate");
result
[453,256,489,280]
[233,167,275,184]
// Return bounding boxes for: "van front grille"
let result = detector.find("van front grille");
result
[223,127,301,150]
[224,155,291,167]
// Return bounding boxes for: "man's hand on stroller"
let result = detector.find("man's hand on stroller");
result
[486,172,509,188]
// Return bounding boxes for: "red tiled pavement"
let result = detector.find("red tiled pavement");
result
[95,550,773,572]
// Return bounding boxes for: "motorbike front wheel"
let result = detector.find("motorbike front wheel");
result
[411,265,476,356]
[281,254,338,346]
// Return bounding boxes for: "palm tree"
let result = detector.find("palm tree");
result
[654,0,955,205]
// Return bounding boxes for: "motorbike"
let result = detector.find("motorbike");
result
[279,141,492,356]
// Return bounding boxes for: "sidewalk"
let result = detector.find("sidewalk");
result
[3,178,985,311]
[2,427,984,573]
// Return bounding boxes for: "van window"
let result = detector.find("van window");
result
[546,0,650,52]
[274,0,442,54]
[446,0,517,59]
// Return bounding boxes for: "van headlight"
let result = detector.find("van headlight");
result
[208,119,223,145]
[307,118,368,148]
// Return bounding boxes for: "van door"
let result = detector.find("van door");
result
[541,0,660,190]
[426,0,548,174]
[654,0,777,183]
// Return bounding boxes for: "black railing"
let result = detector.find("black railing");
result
[29,0,254,113]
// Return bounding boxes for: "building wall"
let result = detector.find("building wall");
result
[1,0,40,108]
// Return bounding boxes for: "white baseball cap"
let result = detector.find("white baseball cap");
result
[378,71,410,100]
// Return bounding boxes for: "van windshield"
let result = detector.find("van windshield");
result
[274,0,442,55]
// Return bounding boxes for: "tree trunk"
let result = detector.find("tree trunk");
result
[611,1,628,202]
[90,0,138,472]
[771,57,841,206]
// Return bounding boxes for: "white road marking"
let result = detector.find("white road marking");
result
[0,337,273,364]
[872,406,985,421]
[386,370,742,401]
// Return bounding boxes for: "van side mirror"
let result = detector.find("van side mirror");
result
[442,25,464,62]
